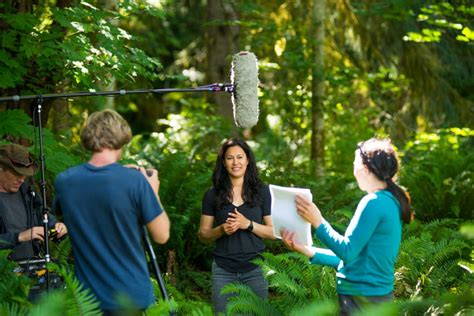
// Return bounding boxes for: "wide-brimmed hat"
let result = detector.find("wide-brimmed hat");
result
[0,143,36,176]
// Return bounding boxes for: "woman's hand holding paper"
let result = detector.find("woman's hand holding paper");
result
[295,195,323,228]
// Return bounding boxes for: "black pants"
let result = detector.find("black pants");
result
[338,292,394,316]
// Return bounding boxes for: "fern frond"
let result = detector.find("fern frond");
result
[50,238,72,266]
[44,263,101,315]
[146,298,178,316]
[223,283,283,316]
[395,224,472,298]
[0,302,29,316]
[0,251,31,306]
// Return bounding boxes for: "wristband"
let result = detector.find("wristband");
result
[247,221,254,232]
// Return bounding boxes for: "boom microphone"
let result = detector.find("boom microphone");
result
[231,51,260,129]
[0,52,261,129]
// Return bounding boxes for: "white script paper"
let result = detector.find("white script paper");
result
[270,184,313,247]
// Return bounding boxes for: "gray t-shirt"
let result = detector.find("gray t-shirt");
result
[0,191,36,260]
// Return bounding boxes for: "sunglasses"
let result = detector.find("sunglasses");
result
[8,156,35,168]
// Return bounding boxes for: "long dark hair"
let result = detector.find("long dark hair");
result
[212,138,262,208]
[358,138,413,224]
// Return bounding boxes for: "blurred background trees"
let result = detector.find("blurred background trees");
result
[0,0,472,314]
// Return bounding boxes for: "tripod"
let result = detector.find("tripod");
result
[31,97,53,292]
[142,226,176,315]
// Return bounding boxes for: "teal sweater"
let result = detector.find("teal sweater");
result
[310,190,402,296]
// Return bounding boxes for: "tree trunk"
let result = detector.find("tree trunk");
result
[310,0,326,177]
[97,0,118,109]
[206,0,240,127]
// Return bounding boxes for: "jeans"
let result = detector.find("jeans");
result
[212,261,268,315]
[338,292,394,315]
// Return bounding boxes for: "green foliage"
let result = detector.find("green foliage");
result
[223,283,283,316]
[353,285,474,315]
[395,219,472,299]
[0,2,162,93]
[403,2,474,43]
[400,128,474,221]
[0,251,31,307]
[0,109,82,190]
[149,279,211,315]
[289,300,337,316]
[0,303,29,316]
[49,238,72,267]
[255,252,336,313]
[28,263,101,316]
[0,110,35,140]
[0,251,101,315]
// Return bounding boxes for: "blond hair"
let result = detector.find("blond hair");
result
[80,109,132,152]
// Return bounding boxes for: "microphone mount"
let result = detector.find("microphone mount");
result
[204,83,235,93]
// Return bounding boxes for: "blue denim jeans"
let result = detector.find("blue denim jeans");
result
[212,261,268,315]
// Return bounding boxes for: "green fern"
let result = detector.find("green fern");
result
[146,298,179,316]
[0,251,31,307]
[223,283,283,316]
[253,252,336,313]
[29,263,102,316]
[149,277,210,315]
[49,238,72,267]
[0,302,29,316]
[396,221,472,299]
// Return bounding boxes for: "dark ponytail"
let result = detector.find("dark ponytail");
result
[385,178,412,224]
[359,139,413,224]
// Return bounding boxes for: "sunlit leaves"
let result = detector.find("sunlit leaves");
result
[404,2,474,43]
[274,37,286,57]
[402,128,474,221]
[457,26,474,42]
[0,2,163,93]
[404,29,442,42]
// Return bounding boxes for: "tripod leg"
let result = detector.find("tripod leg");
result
[142,227,176,315]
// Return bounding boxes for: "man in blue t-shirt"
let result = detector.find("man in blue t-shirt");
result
[54,109,170,314]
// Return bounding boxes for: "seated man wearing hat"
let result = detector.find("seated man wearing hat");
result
[0,143,67,261]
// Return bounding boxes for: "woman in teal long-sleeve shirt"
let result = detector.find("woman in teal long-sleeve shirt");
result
[282,138,412,315]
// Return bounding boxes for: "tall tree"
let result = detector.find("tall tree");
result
[96,0,118,109]
[206,0,240,124]
[310,0,326,176]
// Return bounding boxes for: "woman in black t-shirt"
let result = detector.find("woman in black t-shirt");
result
[199,138,275,315]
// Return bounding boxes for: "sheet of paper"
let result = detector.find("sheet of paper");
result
[270,184,313,247]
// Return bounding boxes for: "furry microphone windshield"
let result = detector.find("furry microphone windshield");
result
[231,51,259,129]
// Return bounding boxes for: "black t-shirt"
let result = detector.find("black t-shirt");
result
[201,183,271,273]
